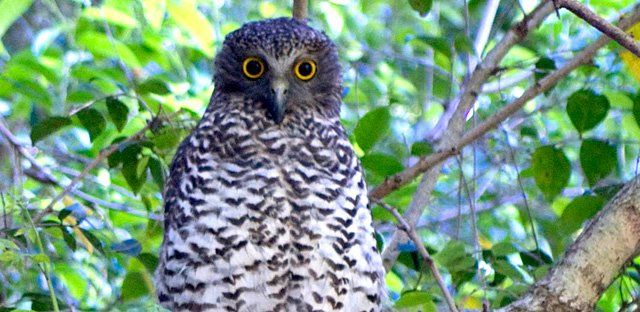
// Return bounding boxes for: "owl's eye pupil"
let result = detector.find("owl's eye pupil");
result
[298,63,312,76]
[246,60,262,75]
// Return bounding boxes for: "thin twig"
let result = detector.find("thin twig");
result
[556,0,640,58]
[33,118,158,224]
[18,199,60,312]
[0,117,161,221]
[292,0,308,21]
[376,200,459,312]
[502,129,541,253]
[455,156,487,308]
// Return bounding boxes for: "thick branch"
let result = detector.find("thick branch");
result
[292,0,308,21]
[556,0,640,58]
[500,176,640,311]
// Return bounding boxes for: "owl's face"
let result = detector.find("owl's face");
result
[214,18,342,124]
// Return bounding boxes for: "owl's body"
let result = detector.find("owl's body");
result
[156,18,386,311]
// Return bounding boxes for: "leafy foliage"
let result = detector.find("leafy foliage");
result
[0,0,639,311]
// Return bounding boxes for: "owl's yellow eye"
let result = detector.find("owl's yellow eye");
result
[242,57,265,79]
[294,60,316,81]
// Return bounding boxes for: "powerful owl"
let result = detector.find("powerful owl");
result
[156,17,386,311]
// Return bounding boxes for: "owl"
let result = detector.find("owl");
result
[156,17,386,312]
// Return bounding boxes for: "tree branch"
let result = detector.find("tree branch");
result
[292,0,308,21]
[379,1,640,271]
[376,200,459,312]
[32,118,159,224]
[0,117,161,221]
[556,0,640,58]
[500,176,640,311]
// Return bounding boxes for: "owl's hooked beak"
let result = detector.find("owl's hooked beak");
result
[267,80,288,124]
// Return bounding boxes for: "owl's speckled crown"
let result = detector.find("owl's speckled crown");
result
[223,17,334,58]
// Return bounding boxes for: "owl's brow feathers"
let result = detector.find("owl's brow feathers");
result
[223,17,333,58]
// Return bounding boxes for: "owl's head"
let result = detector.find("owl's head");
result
[214,18,342,124]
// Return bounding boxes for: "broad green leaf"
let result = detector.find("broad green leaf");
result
[580,139,617,186]
[531,145,571,200]
[492,242,518,257]
[148,156,165,189]
[76,31,141,69]
[121,271,151,301]
[414,36,451,59]
[559,195,605,235]
[408,0,432,17]
[138,252,159,273]
[361,153,404,176]
[168,0,215,56]
[30,116,72,143]
[410,141,433,156]
[55,263,87,299]
[0,0,34,39]
[142,0,166,30]
[76,108,107,141]
[566,89,610,134]
[395,291,436,311]
[153,131,181,150]
[82,6,139,28]
[633,93,640,128]
[535,57,556,81]
[354,107,391,152]
[79,229,104,254]
[137,78,170,95]
[106,97,129,132]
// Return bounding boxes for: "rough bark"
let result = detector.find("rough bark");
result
[500,177,640,311]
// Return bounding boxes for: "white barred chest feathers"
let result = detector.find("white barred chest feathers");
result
[155,17,387,312]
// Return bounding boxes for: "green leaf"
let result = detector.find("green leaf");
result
[106,97,129,132]
[168,0,215,56]
[559,195,605,235]
[142,0,166,30]
[31,253,49,264]
[137,78,170,95]
[580,139,617,186]
[30,116,72,143]
[395,291,436,310]
[76,108,106,141]
[0,0,34,39]
[79,229,104,254]
[633,93,640,128]
[82,6,139,28]
[566,89,610,134]
[121,271,150,301]
[76,31,141,69]
[60,226,77,251]
[354,107,391,152]
[410,141,433,156]
[138,252,159,273]
[415,36,451,59]
[408,0,432,16]
[535,57,556,81]
[148,156,165,189]
[361,153,404,176]
[531,145,571,200]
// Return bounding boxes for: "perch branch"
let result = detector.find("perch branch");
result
[499,176,640,311]
[555,0,640,58]
[292,0,308,21]
[376,200,459,312]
